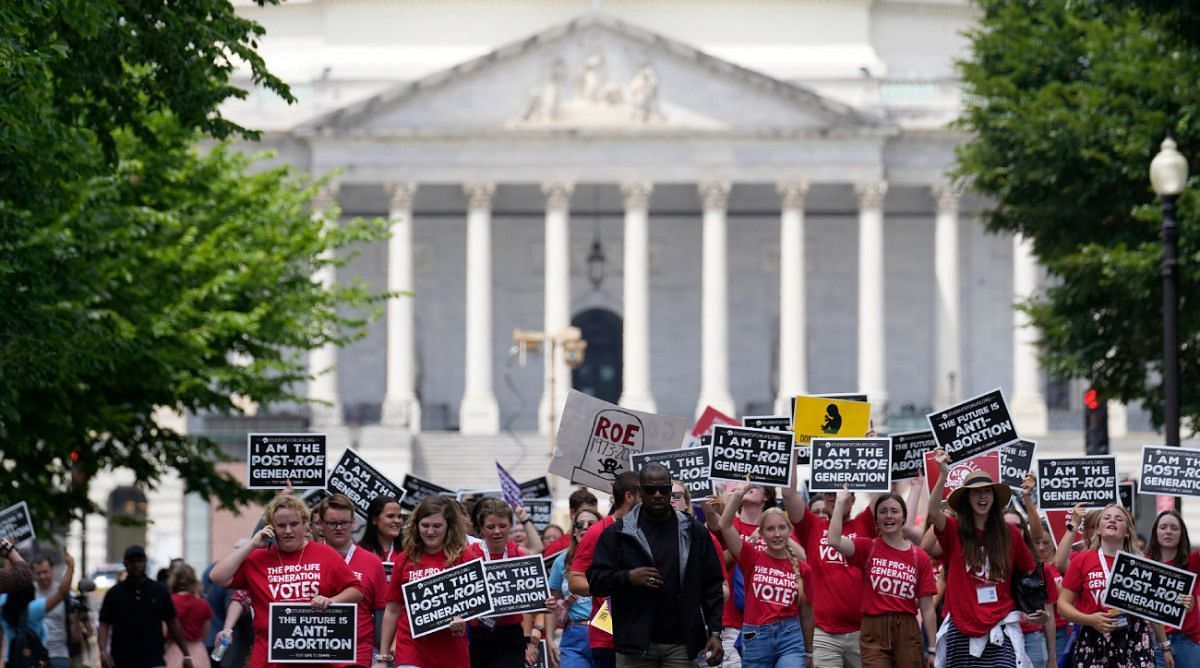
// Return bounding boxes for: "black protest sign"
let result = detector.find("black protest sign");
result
[400,474,455,511]
[403,559,493,638]
[483,555,551,617]
[926,389,1018,462]
[0,502,34,545]
[1119,482,1136,516]
[327,449,406,518]
[890,431,935,481]
[630,447,714,497]
[519,477,552,500]
[1139,445,1200,498]
[742,415,791,432]
[525,499,553,532]
[810,438,891,493]
[1037,456,1118,510]
[300,488,330,510]
[267,603,356,663]
[1001,439,1037,489]
[1102,551,1197,628]
[531,640,549,668]
[247,433,327,489]
[710,426,793,487]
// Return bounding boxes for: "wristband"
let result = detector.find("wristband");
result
[926,647,936,654]
[373,652,394,663]
[1065,522,1076,532]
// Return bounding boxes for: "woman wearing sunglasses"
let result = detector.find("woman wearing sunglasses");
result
[547,506,604,668]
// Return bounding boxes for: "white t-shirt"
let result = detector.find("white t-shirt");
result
[36,585,69,659]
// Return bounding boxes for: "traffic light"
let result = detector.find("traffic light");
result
[69,449,89,488]
[1084,388,1109,455]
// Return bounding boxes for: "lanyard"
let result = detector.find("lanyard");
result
[485,543,509,561]
[1097,549,1113,600]
[343,544,356,565]
[385,543,395,564]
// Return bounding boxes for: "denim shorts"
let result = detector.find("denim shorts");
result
[740,617,806,668]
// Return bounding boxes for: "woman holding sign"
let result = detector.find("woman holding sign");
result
[716,482,811,667]
[375,495,471,668]
[827,487,938,668]
[1057,504,1170,667]
[210,494,363,668]
[463,497,546,668]
[927,448,1035,667]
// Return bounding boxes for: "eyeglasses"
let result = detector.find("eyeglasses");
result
[670,492,686,501]
[574,520,597,531]
[324,521,352,529]
[643,484,672,497]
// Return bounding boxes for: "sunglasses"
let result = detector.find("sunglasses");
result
[670,492,686,500]
[574,520,597,531]
[643,484,672,497]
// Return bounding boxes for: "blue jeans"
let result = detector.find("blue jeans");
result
[1156,631,1200,668]
[1056,625,1072,666]
[560,624,597,668]
[740,618,806,668]
[1023,630,1047,668]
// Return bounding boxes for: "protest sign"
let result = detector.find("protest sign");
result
[630,447,714,497]
[1037,456,1118,510]
[457,489,503,503]
[1045,509,1081,547]
[1119,481,1136,515]
[810,438,891,493]
[530,640,549,668]
[524,499,553,532]
[327,449,406,518]
[890,430,935,481]
[684,406,739,449]
[496,462,523,510]
[1102,551,1197,628]
[710,426,793,487]
[792,396,870,466]
[924,451,1001,501]
[246,434,327,490]
[300,488,330,510]
[1000,439,1037,489]
[1139,445,1200,498]
[742,415,791,432]
[551,390,689,493]
[403,559,493,638]
[789,394,869,418]
[483,555,550,617]
[0,502,34,545]
[927,389,1018,462]
[399,474,455,511]
[519,477,552,500]
[267,603,356,663]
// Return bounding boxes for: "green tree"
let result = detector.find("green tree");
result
[0,1,386,534]
[955,0,1200,430]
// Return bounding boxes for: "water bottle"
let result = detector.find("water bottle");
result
[211,634,231,663]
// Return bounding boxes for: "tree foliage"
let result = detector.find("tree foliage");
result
[955,0,1200,430]
[0,1,387,534]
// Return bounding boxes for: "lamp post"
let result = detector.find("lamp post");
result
[1150,137,1188,511]
[513,326,588,501]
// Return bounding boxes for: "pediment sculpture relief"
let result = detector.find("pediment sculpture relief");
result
[515,51,666,127]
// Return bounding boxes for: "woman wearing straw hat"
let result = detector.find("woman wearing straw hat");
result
[927,448,1036,667]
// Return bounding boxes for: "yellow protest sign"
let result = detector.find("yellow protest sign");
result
[590,599,613,634]
[792,395,871,447]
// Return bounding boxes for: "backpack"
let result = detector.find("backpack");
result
[8,609,50,668]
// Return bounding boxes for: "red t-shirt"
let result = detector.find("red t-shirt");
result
[170,593,215,642]
[735,546,810,625]
[464,540,528,627]
[227,541,362,668]
[793,505,877,634]
[712,516,762,631]
[1046,563,1067,630]
[935,516,1035,637]
[335,545,387,668]
[571,515,616,649]
[1018,564,1059,633]
[543,533,571,558]
[1061,550,1119,617]
[384,550,471,668]
[1174,551,1200,643]
[849,537,937,616]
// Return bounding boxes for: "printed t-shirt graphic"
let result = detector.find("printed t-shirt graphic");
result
[849,537,937,616]
[792,504,877,634]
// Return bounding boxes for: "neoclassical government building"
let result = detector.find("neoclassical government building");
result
[74,0,1166,569]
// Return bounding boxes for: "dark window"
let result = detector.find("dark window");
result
[571,308,623,404]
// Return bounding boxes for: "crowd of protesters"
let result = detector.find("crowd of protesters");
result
[3,446,1200,668]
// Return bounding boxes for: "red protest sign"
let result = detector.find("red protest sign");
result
[924,450,1001,500]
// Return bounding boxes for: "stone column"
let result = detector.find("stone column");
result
[1011,233,1048,435]
[855,182,889,423]
[619,181,656,412]
[695,181,735,418]
[774,181,809,416]
[459,183,500,435]
[309,181,342,427]
[381,183,421,430]
[539,181,574,434]
[933,184,963,408]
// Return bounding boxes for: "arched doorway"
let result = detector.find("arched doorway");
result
[106,486,148,562]
[571,308,623,404]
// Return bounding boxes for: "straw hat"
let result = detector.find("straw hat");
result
[946,469,1012,511]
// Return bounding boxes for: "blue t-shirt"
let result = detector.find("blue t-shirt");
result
[0,593,49,658]
[548,552,591,621]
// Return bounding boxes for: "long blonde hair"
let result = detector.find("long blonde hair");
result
[760,507,805,600]
[1095,504,1137,553]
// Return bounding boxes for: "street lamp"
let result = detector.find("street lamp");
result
[513,327,588,499]
[1150,137,1188,450]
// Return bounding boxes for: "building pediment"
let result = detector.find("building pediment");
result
[297,14,891,139]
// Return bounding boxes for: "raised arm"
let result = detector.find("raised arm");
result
[826,487,855,558]
[45,553,75,611]
[780,469,808,520]
[1053,503,1085,574]
[926,448,950,532]
[211,524,273,587]
[718,484,748,561]
[1021,473,1044,545]
[515,506,545,553]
